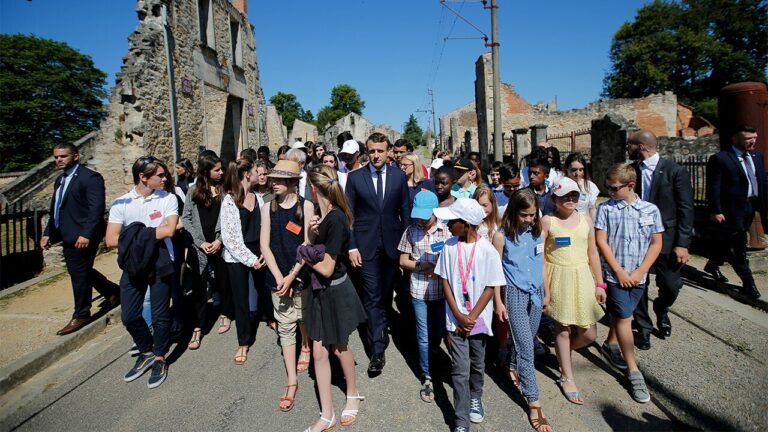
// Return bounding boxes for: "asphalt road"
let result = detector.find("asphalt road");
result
[1,259,766,432]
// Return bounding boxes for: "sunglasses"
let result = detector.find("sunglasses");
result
[605,183,628,192]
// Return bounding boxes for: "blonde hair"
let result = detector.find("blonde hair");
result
[402,153,425,183]
[606,163,636,184]
[308,165,354,225]
[473,185,500,232]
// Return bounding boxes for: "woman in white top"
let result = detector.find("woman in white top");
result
[564,152,599,221]
[253,160,272,208]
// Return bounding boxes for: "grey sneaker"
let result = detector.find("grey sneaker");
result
[147,359,167,389]
[469,398,485,423]
[601,342,628,370]
[628,370,651,403]
[454,427,468,432]
[124,353,155,382]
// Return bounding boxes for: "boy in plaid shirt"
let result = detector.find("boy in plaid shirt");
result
[398,190,451,403]
[595,163,663,404]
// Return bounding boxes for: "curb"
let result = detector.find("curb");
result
[0,308,122,395]
[0,269,66,300]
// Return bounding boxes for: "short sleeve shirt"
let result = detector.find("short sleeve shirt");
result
[434,236,506,335]
[594,197,664,283]
[397,222,451,300]
[108,188,179,259]
[316,208,350,280]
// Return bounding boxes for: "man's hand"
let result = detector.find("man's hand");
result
[74,236,90,249]
[349,250,362,267]
[710,214,726,223]
[40,236,50,250]
[673,246,689,266]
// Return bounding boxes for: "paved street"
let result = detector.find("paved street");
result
[0,254,766,432]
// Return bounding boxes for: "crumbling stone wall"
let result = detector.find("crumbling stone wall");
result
[265,105,287,149]
[323,113,375,152]
[289,119,318,144]
[89,0,267,201]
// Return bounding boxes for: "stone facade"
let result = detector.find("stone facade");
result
[288,119,318,144]
[374,124,401,145]
[265,105,287,149]
[441,52,703,159]
[322,113,375,152]
[89,0,267,201]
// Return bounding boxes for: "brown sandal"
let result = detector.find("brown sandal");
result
[279,383,298,412]
[233,346,248,365]
[297,349,311,373]
[529,405,552,432]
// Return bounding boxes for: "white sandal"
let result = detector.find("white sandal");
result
[303,412,336,432]
[340,393,365,427]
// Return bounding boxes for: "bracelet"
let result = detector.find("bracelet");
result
[596,283,607,289]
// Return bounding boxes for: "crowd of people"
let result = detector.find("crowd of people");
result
[41,124,767,432]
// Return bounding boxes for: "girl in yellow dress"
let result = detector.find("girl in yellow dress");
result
[541,177,606,405]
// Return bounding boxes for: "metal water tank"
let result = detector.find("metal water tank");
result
[718,82,768,168]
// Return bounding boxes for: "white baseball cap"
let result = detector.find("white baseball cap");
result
[433,198,486,226]
[339,139,360,155]
[552,177,580,197]
[291,141,306,150]
[429,158,444,169]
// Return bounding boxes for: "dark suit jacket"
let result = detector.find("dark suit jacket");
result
[633,157,695,255]
[44,164,106,245]
[706,149,768,231]
[346,165,412,260]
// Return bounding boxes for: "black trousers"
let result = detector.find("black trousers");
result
[188,253,224,330]
[709,227,754,287]
[63,240,117,319]
[634,253,683,335]
[120,271,172,356]
[226,262,253,346]
[357,246,398,356]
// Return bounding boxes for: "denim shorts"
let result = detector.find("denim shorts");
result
[606,282,646,319]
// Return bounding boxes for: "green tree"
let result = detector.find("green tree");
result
[316,84,365,132]
[269,91,313,132]
[602,0,767,124]
[402,114,425,147]
[0,34,107,172]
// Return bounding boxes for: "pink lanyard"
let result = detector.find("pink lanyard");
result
[457,241,478,310]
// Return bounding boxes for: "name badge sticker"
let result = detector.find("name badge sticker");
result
[285,221,302,235]
[430,241,445,253]
[554,237,571,246]
[579,193,587,202]
[640,216,654,226]
[535,243,544,255]
[149,210,162,220]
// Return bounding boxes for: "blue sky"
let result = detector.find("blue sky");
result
[1,0,651,132]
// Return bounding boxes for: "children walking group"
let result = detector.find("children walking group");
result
[52,125,725,432]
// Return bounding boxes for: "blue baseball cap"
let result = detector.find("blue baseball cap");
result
[411,190,439,220]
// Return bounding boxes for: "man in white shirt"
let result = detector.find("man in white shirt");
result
[286,148,312,200]
[105,156,179,389]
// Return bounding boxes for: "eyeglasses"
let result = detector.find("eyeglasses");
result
[400,163,414,168]
[605,183,628,192]
[139,156,158,172]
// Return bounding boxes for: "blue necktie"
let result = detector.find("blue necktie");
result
[376,169,384,204]
[54,173,67,228]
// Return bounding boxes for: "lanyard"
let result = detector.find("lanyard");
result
[457,241,478,311]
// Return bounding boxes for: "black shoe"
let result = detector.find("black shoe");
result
[704,262,728,283]
[635,332,651,350]
[742,284,762,299]
[368,353,386,375]
[657,313,672,337]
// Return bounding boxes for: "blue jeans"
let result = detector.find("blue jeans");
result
[142,290,152,328]
[412,297,446,380]
[120,271,171,357]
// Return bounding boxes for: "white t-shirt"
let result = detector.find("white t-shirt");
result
[576,179,599,215]
[108,188,179,259]
[435,235,506,336]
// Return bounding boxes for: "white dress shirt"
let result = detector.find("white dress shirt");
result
[640,153,660,201]
[732,146,758,197]
[369,163,387,197]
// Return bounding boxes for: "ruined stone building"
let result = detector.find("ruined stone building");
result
[90,0,267,200]
[320,113,400,151]
[288,119,318,144]
[440,52,713,157]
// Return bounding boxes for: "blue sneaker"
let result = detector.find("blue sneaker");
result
[124,353,155,382]
[147,359,167,389]
[469,398,485,423]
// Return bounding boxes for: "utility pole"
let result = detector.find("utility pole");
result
[430,89,439,151]
[488,0,502,165]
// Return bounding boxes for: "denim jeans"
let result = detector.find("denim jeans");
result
[412,297,446,380]
[120,271,171,357]
[142,290,152,328]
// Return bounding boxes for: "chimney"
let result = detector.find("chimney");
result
[231,0,247,15]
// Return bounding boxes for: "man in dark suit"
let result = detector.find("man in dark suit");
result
[705,125,767,299]
[346,132,412,375]
[627,130,694,350]
[41,143,117,335]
